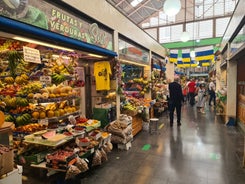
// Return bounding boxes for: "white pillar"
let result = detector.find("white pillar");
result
[144,51,152,100]
[166,62,175,82]
[226,59,237,122]
[215,55,222,91]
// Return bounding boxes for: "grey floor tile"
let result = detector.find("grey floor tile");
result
[23,104,245,184]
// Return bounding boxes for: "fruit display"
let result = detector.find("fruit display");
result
[15,113,32,126]
[51,73,67,85]
[14,123,47,134]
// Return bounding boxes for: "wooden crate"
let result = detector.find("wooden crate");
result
[132,115,142,136]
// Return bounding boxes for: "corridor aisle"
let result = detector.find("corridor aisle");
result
[81,104,245,184]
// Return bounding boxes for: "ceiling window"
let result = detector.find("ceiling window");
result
[159,26,171,43]
[204,0,214,18]
[159,12,167,25]
[171,24,183,42]
[214,0,224,16]
[186,22,199,40]
[199,20,213,38]
[216,17,230,37]
[195,4,203,19]
[131,0,143,7]
[225,0,236,14]
[142,22,150,28]
[150,17,158,27]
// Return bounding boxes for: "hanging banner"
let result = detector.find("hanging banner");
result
[195,46,214,61]
[0,0,113,50]
[182,49,191,63]
[169,50,178,63]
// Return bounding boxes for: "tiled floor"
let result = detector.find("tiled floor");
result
[23,104,245,184]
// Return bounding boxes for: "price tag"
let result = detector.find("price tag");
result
[39,119,49,125]
[40,76,51,85]
[90,148,94,154]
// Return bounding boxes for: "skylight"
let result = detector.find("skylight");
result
[131,0,143,7]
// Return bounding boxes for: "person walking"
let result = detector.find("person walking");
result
[208,79,216,106]
[187,78,196,106]
[196,83,207,113]
[168,77,184,127]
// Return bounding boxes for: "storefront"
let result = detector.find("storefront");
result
[117,35,152,136]
[0,0,118,182]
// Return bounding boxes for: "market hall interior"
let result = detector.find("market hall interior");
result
[22,103,245,184]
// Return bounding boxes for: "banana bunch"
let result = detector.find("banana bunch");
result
[0,80,4,88]
[3,96,17,108]
[51,73,66,85]
[16,113,32,126]
[123,103,136,111]
[17,81,43,96]
[45,103,58,111]
[59,100,67,109]
[7,50,23,78]
[4,77,15,84]
[16,97,29,107]
[5,114,15,122]
[15,74,29,85]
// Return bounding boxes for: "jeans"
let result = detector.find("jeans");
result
[189,92,195,106]
[209,91,216,105]
[169,101,181,124]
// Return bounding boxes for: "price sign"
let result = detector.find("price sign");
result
[23,46,41,63]
[40,76,52,85]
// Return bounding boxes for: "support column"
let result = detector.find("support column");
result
[166,61,175,82]
[226,59,237,123]
[113,30,120,119]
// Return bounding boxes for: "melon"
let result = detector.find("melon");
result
[0,111,4,127]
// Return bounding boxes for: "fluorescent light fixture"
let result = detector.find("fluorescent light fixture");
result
[52,54,71,60]
[120,59,148,67]
[131,0,143,7]
[13,36,74,52]
[87,53,104,58]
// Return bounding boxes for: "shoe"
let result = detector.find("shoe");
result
[177,122,181,126]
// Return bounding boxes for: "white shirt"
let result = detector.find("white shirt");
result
[209,81,215,91]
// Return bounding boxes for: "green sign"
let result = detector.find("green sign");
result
[0,0,113,50]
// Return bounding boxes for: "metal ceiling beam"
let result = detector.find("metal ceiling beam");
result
[128,0,151,17]
[115,0,126,7]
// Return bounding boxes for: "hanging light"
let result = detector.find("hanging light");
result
[180,31,190,42]
[190,50,195,58]
[180,0,189,42]
[163,0,181,17]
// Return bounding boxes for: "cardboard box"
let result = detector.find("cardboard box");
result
[0,166,22,184]
[0,149,14,176]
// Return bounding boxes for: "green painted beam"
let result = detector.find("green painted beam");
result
[162,37,222,49]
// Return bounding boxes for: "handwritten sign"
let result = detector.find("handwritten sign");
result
[40,76,52,85]
[23,46,41,63]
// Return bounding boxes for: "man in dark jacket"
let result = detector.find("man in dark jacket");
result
[168,77,184,127]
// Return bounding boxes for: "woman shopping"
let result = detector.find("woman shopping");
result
[196,83,207,113]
